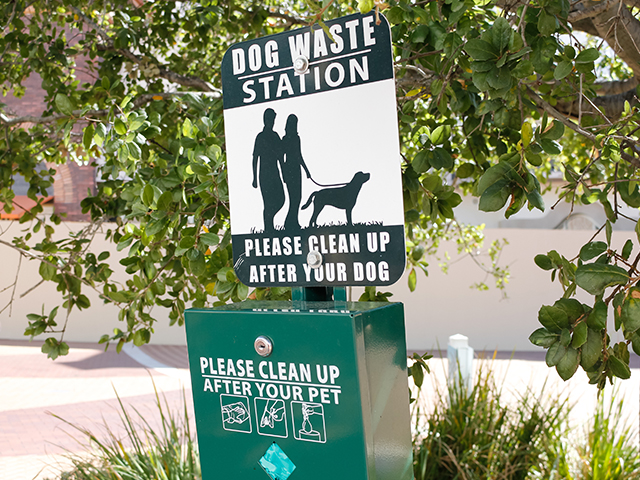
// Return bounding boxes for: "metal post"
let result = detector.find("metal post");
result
[447,334,474,394]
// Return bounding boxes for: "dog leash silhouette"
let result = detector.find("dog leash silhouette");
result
[307,174,349,188]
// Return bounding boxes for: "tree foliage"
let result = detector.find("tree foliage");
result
[1,0,639,386]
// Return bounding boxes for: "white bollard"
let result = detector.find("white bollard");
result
[447,334,474,394]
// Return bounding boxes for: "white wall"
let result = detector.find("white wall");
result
[0,221,635,351]
[0,221,185,345]
[371,228,635,352]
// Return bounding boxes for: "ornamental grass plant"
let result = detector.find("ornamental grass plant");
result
[412,364,570,480]
[49,365,637,480]
[572,392,640,480]
[52,387,199,480]
[411,361,639,480]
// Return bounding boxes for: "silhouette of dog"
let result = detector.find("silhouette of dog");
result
[302,172,370,227]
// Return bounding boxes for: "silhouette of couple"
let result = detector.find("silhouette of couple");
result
[252,108,311,232]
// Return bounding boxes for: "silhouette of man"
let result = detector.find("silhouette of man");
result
[252,108,285,232]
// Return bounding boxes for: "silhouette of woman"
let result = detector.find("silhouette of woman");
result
[252,108,285,232]
[281,114,311,230]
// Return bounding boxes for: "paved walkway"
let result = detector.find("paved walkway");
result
[0,340,637,480]
[0,341,192,480]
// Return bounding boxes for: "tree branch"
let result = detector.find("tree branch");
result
[526,87,598,142]
[0,92,219,127]
[71,6,218,93]
[569,0,619,23]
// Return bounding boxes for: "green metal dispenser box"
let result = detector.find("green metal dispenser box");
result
[185,301,413,480]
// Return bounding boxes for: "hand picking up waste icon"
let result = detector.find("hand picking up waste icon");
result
[260,399,286,428]
[222,402,250,425]
[299,403,322,441]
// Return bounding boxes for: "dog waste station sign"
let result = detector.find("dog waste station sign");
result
[185,12,413,480]
[222,9,405,288]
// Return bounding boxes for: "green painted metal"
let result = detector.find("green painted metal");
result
[185,301,413,480]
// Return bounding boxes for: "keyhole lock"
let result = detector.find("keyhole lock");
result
[254,335,273,357]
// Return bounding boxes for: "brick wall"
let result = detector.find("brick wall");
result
[49,162,96,221]
[3,62,96,221]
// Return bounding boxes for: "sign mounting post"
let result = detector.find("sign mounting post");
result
[185,11,413,480]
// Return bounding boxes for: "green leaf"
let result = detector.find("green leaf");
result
[581,328,602,371]
[121,95,133,109]
[560,328,571,347]
[130,116,147,132]
[554,60,573,80]
[39,261,56,281]
[477,159,513,194]
[408,268,417,292]
[621,288,640,333]
[142,184,154,207]
[556,347,580,381]
[571,321,588,348]
[114,118,127,135]
[456,163,475,178]
[546,342,565,367]
[464,39,498,61]
[575,263,629,295]
[200,232,220,247]
[579,241,608,261]
[575,47,599,63]
[55,93,74,116]
[430,148,453,170]
[491,17,512,52]
[237,282,249,300]
[538,305,570,333]
[133,329,151,346]
[534,254,554,270]
[621,239,633,260]
[608,355,631,379]
[410,25,430,43]
[539,138,561,154]
[521,122,533,148]
[487,66,512,90]
[189,250,206,276]
[553,298,584,322]
[587,300,607,330]
[479,179,510,212]
[410,362,424,387]
[529,328,559,347]
[606,220,612,246]
[217,267,234,282]
[541,121,565,141]
[83,124,94,150]
[128,142,141,160]
[430,125,450,145]
[412,150,431,173]
[512,60,534,78]
[632,333,640,356]
[157,191,173,211]
[538,10,557,36]
[94,123,107,146]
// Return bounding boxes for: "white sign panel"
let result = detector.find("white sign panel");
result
[222,12,405,287]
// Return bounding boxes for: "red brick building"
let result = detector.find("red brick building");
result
[3,70,95,221]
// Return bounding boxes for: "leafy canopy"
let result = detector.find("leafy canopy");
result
[1,0,639,387]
